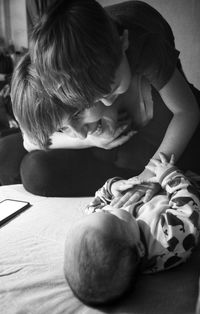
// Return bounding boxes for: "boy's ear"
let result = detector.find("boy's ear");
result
[120,29,129,52]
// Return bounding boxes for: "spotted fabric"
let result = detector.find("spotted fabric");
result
[85,169,200,273]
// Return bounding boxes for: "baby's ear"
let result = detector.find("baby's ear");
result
[120,29,129,52]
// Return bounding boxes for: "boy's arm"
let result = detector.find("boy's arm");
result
[22,131,94,151]
[22,127,135,151]
[139,69,200,183]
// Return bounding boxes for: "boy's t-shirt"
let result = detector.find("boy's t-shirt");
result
[91,1,181,171]
[106,0,180,91]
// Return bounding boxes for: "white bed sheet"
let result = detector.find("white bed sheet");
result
[0,184,96,314]
[0,184,200,314]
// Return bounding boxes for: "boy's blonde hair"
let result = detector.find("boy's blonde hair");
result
[11,53,80,149]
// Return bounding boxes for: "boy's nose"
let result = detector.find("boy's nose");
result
[71,125,88,139]
[100,95,117,107]
[101,98,113,107]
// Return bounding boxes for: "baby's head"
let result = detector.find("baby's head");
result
[64,209,145,306]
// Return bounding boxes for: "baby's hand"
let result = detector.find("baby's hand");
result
[145,153,175,184]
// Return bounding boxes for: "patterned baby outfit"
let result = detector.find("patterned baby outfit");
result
[85,168,200,273]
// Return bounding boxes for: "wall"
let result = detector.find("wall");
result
[0,0,28,50]
[0,0,9,41]
[9,0,28,50]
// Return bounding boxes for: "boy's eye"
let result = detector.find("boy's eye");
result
[58,110,83,132]
[73,110,81,117]
[59,126,70,133]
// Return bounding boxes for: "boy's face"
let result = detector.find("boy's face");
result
[60,101,118,139]
[59,54,131,139]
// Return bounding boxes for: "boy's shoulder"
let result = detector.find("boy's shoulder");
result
[105,0,173,38]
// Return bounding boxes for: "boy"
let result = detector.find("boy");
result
[64,153,200,306]
[8,0,200,199]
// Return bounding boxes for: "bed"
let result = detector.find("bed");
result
[1,184,200,314]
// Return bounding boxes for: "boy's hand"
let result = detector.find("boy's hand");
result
[111,177,142,197]
[145,153,175,184]
[110,182,160,208]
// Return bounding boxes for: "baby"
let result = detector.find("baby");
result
[64,153,200,306]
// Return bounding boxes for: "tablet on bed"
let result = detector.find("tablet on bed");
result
[0,199,31,227]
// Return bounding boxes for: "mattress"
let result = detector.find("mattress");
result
[0,184,199,314]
